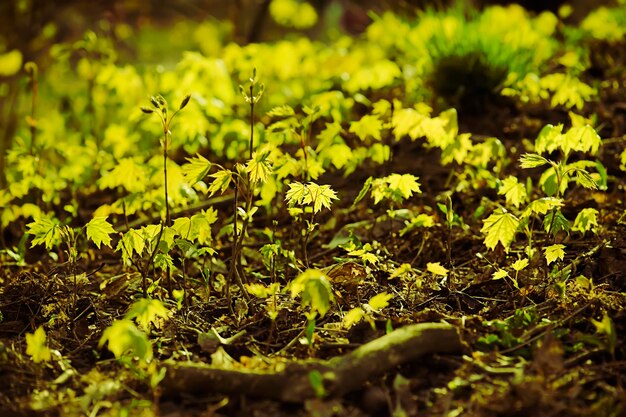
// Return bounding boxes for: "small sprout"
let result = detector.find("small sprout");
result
[179,94,191,110]
[141,107,154,114]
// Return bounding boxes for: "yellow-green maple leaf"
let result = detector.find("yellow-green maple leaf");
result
[498,176,527,208]
[427,262,449,277]
[207,169,233,197]
[99,319,153,362]
[290,269,334,317]
[544,244,565,265]
[27,217,61,250]
[246,151,272,184]
[26,326,52,363]
[125,298,169,330]
[349,115,383,141]
[86,216,115,249]
[481,208,520,252]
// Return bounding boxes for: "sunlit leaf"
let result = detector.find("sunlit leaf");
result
[246,151,273,184]
[572,208,599,235]
[99,319,153,362]
[207,169,233,197]
[125,298,169,330]
[285,181,308,207]
[98,158,147,193]
[27,217,61,250]
[306,183,338,213]
[343,308,365,328]
[543,210,570,236]
[519,153,550,169]
[86,216,115,249]
[386,174,421,201]
[269,0,318,29]
[290,269,334,317]
[521,197,563,219]
[389,263,413,280]
[286,182,337,213]
[116,228,145,264]
[481,208,519,252]
[183,154,212,185]
[25,326,52,363]
[544,244,566,265]
[511,258,529,271]
[368,292,393,310]
[498,176,527,208]
[349,115,383,141]
[492,269,509,280]
[573,168,598,190]
[427,262,448,277]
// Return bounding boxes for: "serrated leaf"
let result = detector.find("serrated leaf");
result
[116,228,145,264]
[183,154,212,185]
[521,197,563,219]
[386,174,421,201]
[125,298,169,330]
[343,308,365,329]
[572,208,599,235]
[267,104,295,117]
[360,252,379,265]
[349,114,383,141]
[25,326,51,363]
[290,269,334,317]
[498,176,527,208]
[481,208,520,252]
[534,124,564,155]
[207,169,233,197]
[574,168,598,190]
[426,262,449,276]
[368,292,392,310]
[86,216,115,249]
[285,182,308,207]
[99,319,153,362]
[511,258,529,271]
[492,269,509,280]
[564,124,601,156]
[544,244,566,265]
[246,151,272,184]
[519,153,550,169]
[544,210,570,236]
[27,217,61,250]
[306,183,338,213]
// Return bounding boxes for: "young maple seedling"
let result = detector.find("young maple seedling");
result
[285,181,338,267]
[354,173,422,241]
[27,215,116,313]
[181,69,268,309]
[141,93,191,295]
[481,115,605,270]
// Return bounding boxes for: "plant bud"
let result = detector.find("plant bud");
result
[179,94,191,110]
[150,96,159,108]
[140,107,154,114]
